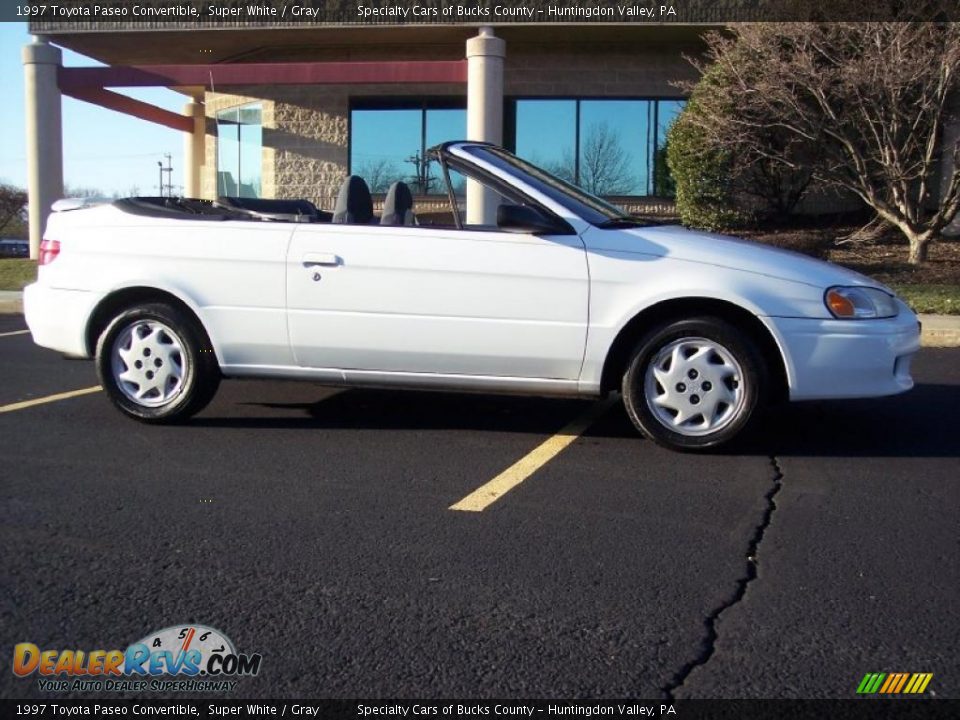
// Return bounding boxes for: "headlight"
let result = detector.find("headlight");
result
[824,286,899,319]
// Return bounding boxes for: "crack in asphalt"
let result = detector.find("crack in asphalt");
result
[661,455,785,700]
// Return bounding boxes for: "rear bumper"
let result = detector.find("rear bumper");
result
[23,283,102,358]
[770,302,921,401]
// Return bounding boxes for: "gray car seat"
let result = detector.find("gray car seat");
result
[332,175,374,224]
[380,181,416,226]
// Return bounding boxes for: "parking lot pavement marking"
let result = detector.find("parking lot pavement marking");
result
[0,330,30,338]
[449,395,619,513]
[0,385,102,414]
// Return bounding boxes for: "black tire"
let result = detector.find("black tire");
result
[621,316,767,451]
[95,302,220,423]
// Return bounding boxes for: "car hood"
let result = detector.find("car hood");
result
[595,225,890,292]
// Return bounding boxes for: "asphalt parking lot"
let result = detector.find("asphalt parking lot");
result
[1,312,957,700]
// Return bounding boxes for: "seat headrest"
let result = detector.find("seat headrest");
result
[380,181,415,226]
[332,175,373,224]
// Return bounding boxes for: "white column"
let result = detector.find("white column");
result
[22,37,63,260]
[183,100,205,198]
[465,26,505,226]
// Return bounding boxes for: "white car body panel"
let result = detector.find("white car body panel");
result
[762,302,919,400]
[22,284,99,357]
[35,205,294,367]
[24,142,921,408]
[286,223,588,379]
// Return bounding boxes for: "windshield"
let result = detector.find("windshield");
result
[457,144,657,227]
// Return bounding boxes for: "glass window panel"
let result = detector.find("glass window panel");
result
[441,167,467,221]
[656,100,685,145]
[217,104,262,199]
[238,104,262,198]
[446,163,529,230]
[350,109,421,193]
[655,100,686,197]
[216,108,240,197]
[446,167,468,200]
[578,100,650,196]
[514,100,576,184]
[424,108,466,195]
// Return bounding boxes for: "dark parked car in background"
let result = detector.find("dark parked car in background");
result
[0,240,29,258]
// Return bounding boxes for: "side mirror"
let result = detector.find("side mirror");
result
[497,204,568,235]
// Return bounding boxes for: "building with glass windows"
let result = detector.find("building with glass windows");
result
[22,17,715,254]
[192,25,699,212]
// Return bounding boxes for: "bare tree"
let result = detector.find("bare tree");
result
[0,184,27,236]
[354,158,400,194]
[695,23,960,264]
[540,153,575,185]
[538,125,636,195]
[675,52,817,222]
[64,184,109,199]
[578,123,637,196]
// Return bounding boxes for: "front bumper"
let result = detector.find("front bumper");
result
[24,283,102,358]
[769,301,921,401]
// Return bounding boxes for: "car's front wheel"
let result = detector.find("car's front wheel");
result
[621,317,767,450]
[95,302,220,423]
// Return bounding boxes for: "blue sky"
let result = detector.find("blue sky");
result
[0,23,185,196]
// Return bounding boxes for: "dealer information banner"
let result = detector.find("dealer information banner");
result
[5,0,960,24]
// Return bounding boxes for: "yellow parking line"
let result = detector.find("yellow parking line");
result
[0,385,102,414]
[450,395,618,512]
[0,329,30,338]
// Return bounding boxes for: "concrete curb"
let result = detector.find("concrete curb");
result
[1,291,958,347]
[919,314,960,348]
[0,292,23,315]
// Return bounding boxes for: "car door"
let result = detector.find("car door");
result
[285,221,589,380]
[115,217,297,369]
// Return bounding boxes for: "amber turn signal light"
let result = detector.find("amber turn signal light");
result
[825,288,856,318]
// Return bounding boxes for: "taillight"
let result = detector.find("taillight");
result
[39,239,60,266]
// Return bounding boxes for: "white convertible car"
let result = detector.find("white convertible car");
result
[25,141,920,450]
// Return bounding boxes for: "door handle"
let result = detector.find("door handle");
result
[302,253,341,268]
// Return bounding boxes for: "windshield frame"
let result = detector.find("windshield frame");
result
[435,142,659,228]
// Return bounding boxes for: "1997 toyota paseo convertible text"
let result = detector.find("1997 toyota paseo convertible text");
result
[25,142,921,450]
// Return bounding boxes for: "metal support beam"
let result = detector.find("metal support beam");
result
[61,86,193,132]
[58,60,468,91]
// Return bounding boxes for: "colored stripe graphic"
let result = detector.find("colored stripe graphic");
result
[905,673,934,694]
[882,673,907,693]
[892,673,910,693]
[857,672,932,694]
[879,674,896,693]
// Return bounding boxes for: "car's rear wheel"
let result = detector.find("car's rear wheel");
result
[621,317,766,450]
[95,302,220,422]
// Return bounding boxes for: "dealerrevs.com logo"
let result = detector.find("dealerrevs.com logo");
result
[13,624,262,692]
